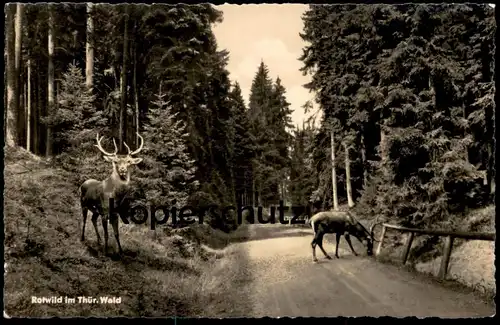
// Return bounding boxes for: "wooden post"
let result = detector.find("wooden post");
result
[401,232,414,265]
[375,225,387,256]
[438,236,454,280]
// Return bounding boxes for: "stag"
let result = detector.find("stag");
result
[309,211,382,262]
[79,132,144,254]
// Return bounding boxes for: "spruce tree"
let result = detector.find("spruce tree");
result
[137,86,198,209]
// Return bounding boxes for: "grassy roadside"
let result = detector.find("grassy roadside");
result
[359,206,496,298]
[3,146,252,317]
[412,206,495,298]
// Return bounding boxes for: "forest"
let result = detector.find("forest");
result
[4,3,293,232]
[295,4,495,231]
[4,3,496,233]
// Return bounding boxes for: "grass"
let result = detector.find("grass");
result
[3,146,252,317]
[413,206,496,298]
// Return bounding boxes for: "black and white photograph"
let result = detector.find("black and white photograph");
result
[3,2,496,318]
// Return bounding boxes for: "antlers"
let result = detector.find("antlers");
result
[95,133,118,157]
[95,132,144,157]
[123,133,144,156]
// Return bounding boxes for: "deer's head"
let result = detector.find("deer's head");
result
[95,132,144,183]
[366,219,384,256]
[351,218,383,256]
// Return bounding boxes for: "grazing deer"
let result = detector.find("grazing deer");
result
[309,211,382,262]
[80,132,144,254]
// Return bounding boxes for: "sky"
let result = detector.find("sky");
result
[212,4,320,128]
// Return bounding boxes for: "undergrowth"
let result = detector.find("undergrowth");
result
[3,146,252,317]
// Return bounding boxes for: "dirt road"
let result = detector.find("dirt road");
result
[235,224,495,318]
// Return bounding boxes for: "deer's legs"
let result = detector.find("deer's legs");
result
[81,207,88,242]
[344,234,358,256]
[311,233,318,262]
[110,216,123,254]
[311,235,318,262]
[102,217,109,253]
[316,233,331,259]
[335,233,341,258]
[91,212,102,245]
[312,231,331,262]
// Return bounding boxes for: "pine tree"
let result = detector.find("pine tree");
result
[248,60,275,205]
[48,62,98,153]
[137,86,198,209]
[53,62,109,188]
[230,82,254,205]
[205,49,237,207]
[290,124,316,207]
[269,77,293,203]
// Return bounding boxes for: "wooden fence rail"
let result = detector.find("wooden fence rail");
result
[374,223,495,280]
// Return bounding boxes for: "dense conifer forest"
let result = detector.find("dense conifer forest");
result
[4,3,495,230]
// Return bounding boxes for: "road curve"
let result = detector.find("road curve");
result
[236,224,495,318]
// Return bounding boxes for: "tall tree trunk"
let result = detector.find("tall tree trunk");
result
[258,153,264,206]
[247,170,252,206]
[330,130,339,211]
[282,180,286,204]
[21,73,25,147]
[15,3,23,146]
[35,69,42,155]
[133,37,139,146]
[360,133,368,188]
[4,48,7,142]
[231,167,237,207]
[481,46,495,199]
[55,80,60,154]
[322,179,328,210]
[252,165,256,207]
[485,102,495,199]
[490,124,495,198]
[27,57,31,152]
[86,2,94,90]
[46,5,54,157]
[344,142,354,208]
[119,6,130,152]
[6,4,17,147]
[19,77,25,148]
[23,73,27,149]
